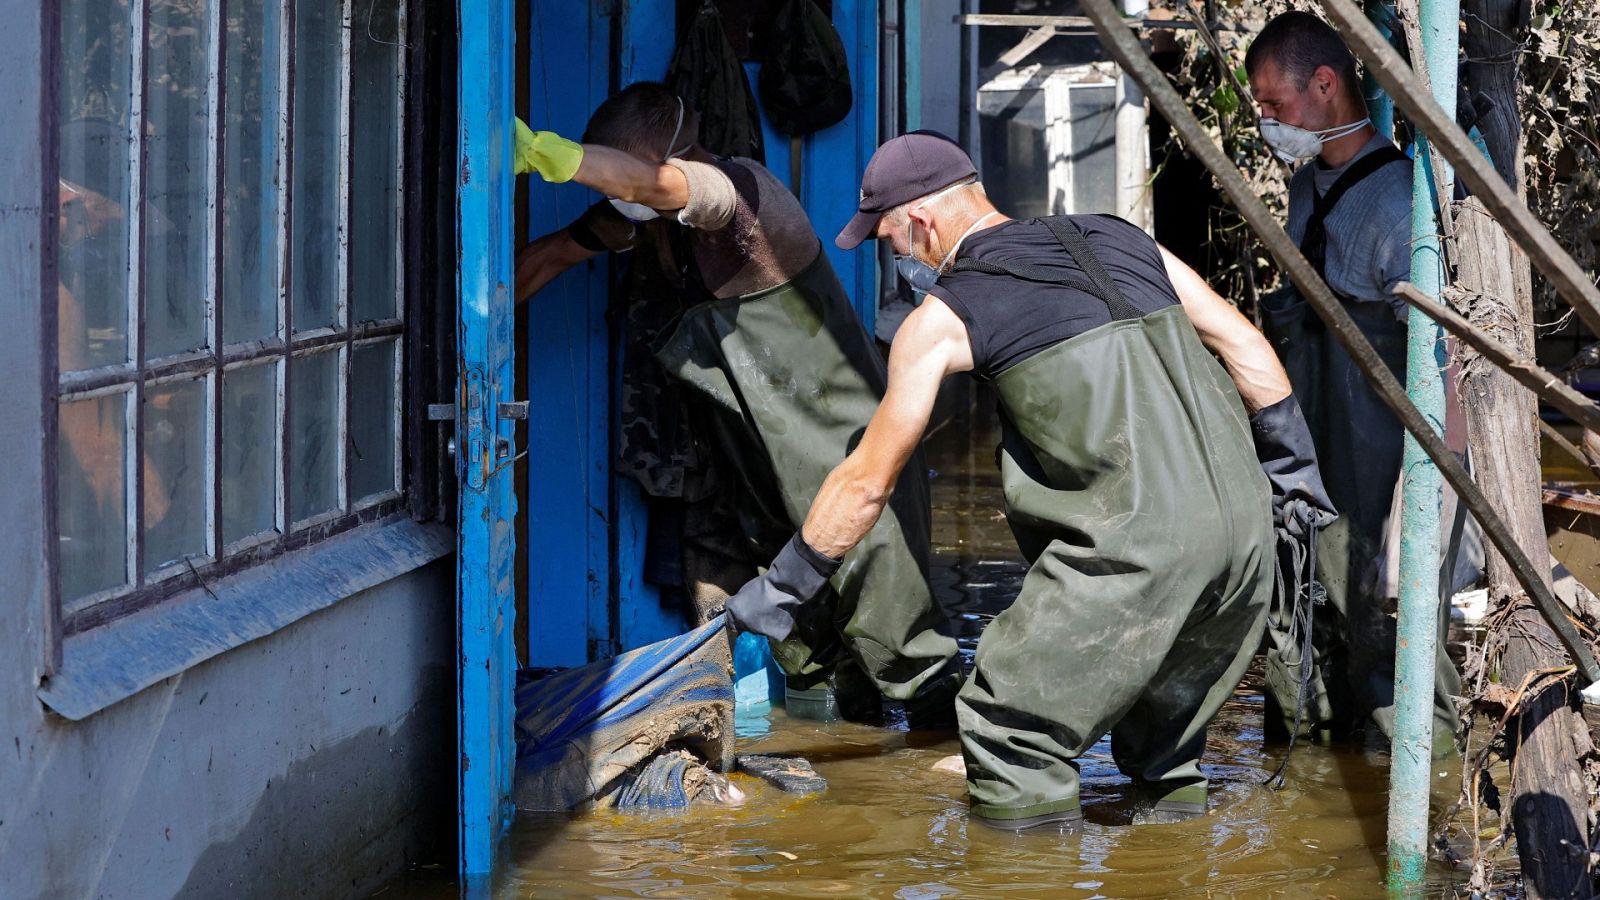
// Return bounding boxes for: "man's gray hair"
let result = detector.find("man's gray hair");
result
[885,178,987,225]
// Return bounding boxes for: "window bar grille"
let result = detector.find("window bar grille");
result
[130,0,151,593]
[207,0,226,566]
[52,0,410,630]
[272,0,291,542]
[41,0,62,672]
[337,0,354,519]
[280,0,297,541]
[392,1,409,500]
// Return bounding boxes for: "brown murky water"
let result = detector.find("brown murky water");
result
[389,390,1480,898]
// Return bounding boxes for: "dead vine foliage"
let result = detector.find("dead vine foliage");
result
[1438,592,1600,897]
[1523,1,1600,314]
[1155,0,1600,320]
[1158,0,1297,314]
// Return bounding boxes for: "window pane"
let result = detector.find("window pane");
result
[144,0,213,359]
[350,340,396,499]
[144,377,210,572]
[289,350,340,521]
[58,392,129,603]
[58,0,134,372]
[977,88,1050,221]
[222,0,284,344]
[1069,85,1117,216]
[290,0,344,333]
[349,0,400,323]
[222,362,279,544]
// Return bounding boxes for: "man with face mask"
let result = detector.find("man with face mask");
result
[514,83,963,722]
[1246,12,1461,755]
[722,130,1333,830]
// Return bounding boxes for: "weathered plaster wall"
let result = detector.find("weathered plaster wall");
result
[0,7,455,898]
[919,0,967,141]
[1,563,456,900]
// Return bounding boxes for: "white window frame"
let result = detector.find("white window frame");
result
[977,61,1120,216]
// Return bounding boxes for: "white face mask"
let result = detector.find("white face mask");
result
[607,97,691,223]
[1259,116,1371,164]
[896,182,997,294]
[608,198,660,222]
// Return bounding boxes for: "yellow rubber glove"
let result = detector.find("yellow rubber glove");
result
[513,117,583,183]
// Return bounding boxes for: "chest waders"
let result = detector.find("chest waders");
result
[654,248,961,705]
[948,218,1272,826]
[1260,154,1460,753]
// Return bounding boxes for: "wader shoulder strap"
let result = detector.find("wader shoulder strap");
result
[1299,146,1409,281]
[948,216,1145,323]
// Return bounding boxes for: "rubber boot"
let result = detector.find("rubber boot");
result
[972,806,1084,834]
[1132,781,1207,825]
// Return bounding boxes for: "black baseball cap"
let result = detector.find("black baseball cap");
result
[835,130,978,250]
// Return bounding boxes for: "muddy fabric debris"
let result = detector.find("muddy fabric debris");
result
[736,754,828,795]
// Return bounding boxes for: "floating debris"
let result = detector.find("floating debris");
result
[736,754,828,794]
[611,750,747,810]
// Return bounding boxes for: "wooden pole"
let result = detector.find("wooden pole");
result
[1393,282,1600,435]
[1073,0,1600,683]
[1455,0,1591,889]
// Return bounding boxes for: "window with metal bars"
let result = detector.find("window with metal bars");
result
[53,0,410,632]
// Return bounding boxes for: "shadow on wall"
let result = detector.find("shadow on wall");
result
[175,670,454,899]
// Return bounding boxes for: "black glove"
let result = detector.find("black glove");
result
[723,533,841,642]
[1250,395,1338,536]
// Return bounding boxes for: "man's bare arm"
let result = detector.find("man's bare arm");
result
[1160,245,1291,414]
[800,298,975,559]
[571,144,691,211]
[515,229,599,303]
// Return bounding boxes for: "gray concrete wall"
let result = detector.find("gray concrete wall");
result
[2,7,456,898]
[920,0,966,141]
[1,565,456,900]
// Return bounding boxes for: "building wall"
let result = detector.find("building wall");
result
[0,565,455,900]
[918,0,967,140]
[2,6,455,898]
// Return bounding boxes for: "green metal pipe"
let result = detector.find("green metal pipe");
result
[1387,0,1458,890]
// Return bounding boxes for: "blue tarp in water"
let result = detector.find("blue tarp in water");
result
[512,615,734,810]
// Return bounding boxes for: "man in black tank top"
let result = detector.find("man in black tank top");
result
[927,214,1180,380]
[721,132,1338,831]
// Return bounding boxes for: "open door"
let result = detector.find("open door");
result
[455,0,517,880]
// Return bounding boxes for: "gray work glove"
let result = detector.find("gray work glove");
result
[1250,395,1338,536]
[723,534,841,642]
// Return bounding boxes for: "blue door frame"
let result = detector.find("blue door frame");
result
[451,0,881,875]
[456,0,517,879]
[524,0,880,669]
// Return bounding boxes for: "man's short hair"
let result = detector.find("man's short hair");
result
[885,178,985,226]
[1245,11,1362,103]
[583,81,696,159]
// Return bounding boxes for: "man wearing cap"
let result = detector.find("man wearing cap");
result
[724,131,1335,830]
[514,84,963,720]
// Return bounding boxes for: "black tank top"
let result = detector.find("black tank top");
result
[927,215,1179,380]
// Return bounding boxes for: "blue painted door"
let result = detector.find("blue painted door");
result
[525,2,614,667]
[456,0,517,880]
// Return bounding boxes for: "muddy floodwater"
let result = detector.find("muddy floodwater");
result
[389,391,1476,898]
